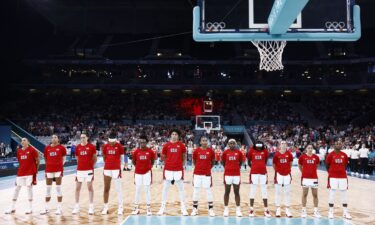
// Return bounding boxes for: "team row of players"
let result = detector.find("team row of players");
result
[5,130,351,219]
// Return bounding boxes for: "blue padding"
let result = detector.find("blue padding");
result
[193,6,361,41]
[268,0,309,34]
[122,215,353,225]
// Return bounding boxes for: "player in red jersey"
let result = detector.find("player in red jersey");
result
[222,139,244,217]
[248,141,271,217]
[101,133,124,215]
[240,145,248,170]
[131,135,155,216]
[40,134,67,215]
[157,129,188,216]
[5,138,39,214]
[326,140,351,220]
[191,136,215,217]
[298,144,321,218]
[273,140,293,217]
[72,133,97,215]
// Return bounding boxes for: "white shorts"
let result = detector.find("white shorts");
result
[164,170,183,181]
[302,178,319,188]
[250,174,267,185]
[193,175,212,188]
[224,176,241,185]
[328,178,348,190]
[46,171,62,179]
[275,173,292,186]
[76,170,94,182]
[103,169,121,179]
[135,171,152,186]
[16,175,33,186]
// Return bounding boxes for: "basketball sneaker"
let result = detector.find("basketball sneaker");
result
[5,207,15,214]
[313,209,321,218]
[264,209,271,217]
[131,206,140,215]
[181,204,188,216]
[72,204,80,214]
[249,208,255,217]
[328,208,334,219]
[157,204,166,216]
[301,209,307,218]
[209,208,215,217]
[285,208,292,218]
[276,207,281,217]
[223,207,229,217]
[360,174,364,178]
[101,205,109,215]
[39,208,49,215]
[236,207,242,217]
[343,211,352,220]
[118,206,123,215]
[25,206,32,215]
[88,205,94,215]
[55,206,62,215]
[146,207,152,216]
[191,208,198,216]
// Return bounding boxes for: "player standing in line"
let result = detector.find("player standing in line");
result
[157,129,188,216]
[5,138,39,214]
[298,144,321,218]
[240,145,248,170]
[273,140,293,217]
[72,133,97,215]
[214,146,222,170]
[101,133,125,215]
[40,134,67,215]
[247,141,271,217]
[191,136,215,217]
[326,140,352,220]
[131,135,155,215]
[222,139,244,217]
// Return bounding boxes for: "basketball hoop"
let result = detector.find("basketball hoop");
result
[251,40,287,72]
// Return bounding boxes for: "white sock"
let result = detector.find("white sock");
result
[284,185,291,207]
[144,185,151,205]
[134,185,142,205]
[275,184,281,207]
[205,187,214,202]
[115,179,123,206]
[193,187,200,202]
[176,180,186,204]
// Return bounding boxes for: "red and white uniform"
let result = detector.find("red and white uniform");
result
[16,146,38,186]
[132,148,155,185]
[273,150,293,185]
[326,151,349,190]
[102,142,124,179]
[222,149,244,185]
[75,143,96,182]
[193,147,215,188]
[215,149,221,162]
[248,147,269,185]
[44,144,67,178]
[162,141,186,181]
[298,153,320,188]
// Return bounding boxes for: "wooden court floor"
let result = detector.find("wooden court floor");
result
[1,166,374,225]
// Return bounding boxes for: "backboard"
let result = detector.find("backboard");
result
[195,115,221,131]
[193,0,361,41]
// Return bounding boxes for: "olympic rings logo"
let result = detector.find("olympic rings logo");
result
[206,22,226,31]
[325,21,346,30]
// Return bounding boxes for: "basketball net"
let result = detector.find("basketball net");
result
[205,127,212,134]
[251,40,287,72]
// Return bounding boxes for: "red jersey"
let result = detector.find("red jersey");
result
[102,142,124,170]
[162,141,186,171]
[193,147,215,176]
[132,148,155,174]
[152,147,158,158]
[75,143,96,171]
[247,148,268,174]
[44,144,67,173]
[17,146,38,176]
[298,153,320,179]
[241,149,247,162]
[273,150,293,175]
[215,150,221,162]
[222,149,244,176]
[326,151,349,178]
